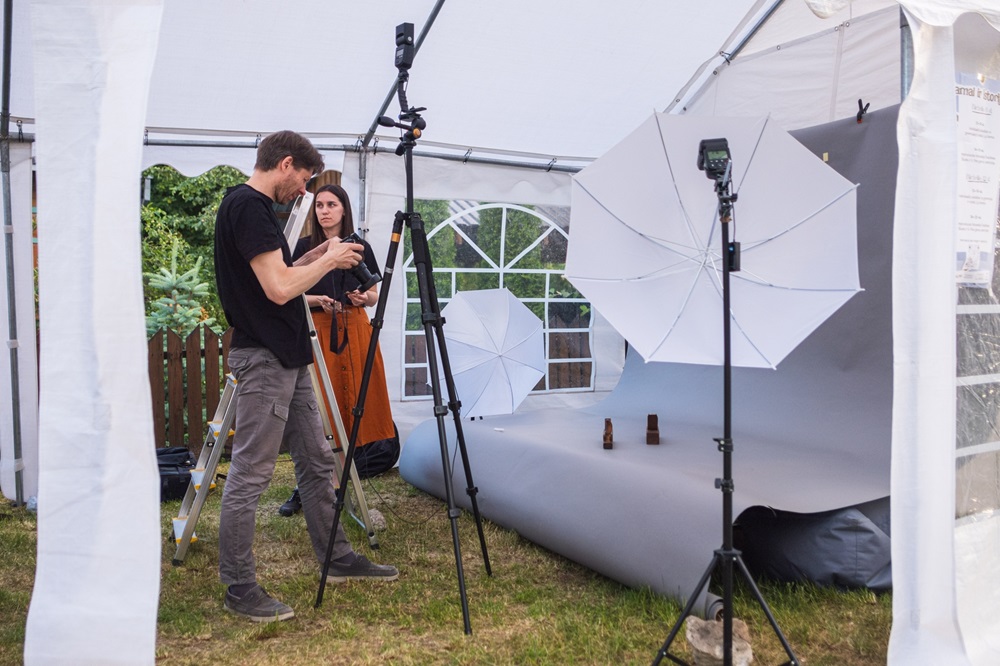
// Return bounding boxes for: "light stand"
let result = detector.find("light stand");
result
[315,23,491,635]
[652,140,799,666]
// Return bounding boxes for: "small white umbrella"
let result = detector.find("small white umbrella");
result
[566,113,861,369]
[438,288,545,417]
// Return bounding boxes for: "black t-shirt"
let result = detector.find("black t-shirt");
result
[292,236,380,304]
[214,184,311,368]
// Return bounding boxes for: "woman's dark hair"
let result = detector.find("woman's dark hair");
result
[308,184,356,249]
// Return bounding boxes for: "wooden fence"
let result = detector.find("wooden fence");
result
[148,325,232,455]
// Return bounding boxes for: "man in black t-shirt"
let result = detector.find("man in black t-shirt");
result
[214,130,398,623]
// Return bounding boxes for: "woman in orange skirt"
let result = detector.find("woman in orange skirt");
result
[280,184,399,515]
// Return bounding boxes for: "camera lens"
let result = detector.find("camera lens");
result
[342,232,382,293]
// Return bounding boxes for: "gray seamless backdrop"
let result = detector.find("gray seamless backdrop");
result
[399,105,898,605]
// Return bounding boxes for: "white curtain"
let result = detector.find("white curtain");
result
[889,3,1000,665]
[0,142,38,502]
[23,2,164,665]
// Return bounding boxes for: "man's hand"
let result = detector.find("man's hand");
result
[325,237,364,270]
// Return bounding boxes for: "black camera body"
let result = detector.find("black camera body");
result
[341,232,382,293]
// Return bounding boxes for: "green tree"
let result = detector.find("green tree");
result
[144,239,215,336]
[141,165,246,330]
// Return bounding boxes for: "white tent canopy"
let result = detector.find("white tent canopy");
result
[3,0,1000,664]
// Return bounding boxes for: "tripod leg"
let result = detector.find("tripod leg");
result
[734,554,799,665]
[652,552,722,666]
[422,256,491,576]
[410,212,473,635]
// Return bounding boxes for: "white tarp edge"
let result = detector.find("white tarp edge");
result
[0,142,38,502]
[22,2,164,665]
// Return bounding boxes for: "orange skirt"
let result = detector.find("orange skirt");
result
[311,308,396,446]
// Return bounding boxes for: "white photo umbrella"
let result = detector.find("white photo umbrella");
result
[566,113,861,369]
[439,288,545,417]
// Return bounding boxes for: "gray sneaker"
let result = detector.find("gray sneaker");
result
[224,585,295,622]
[325,554,399,583]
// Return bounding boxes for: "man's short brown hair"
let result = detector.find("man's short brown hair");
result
[254,130,325,174]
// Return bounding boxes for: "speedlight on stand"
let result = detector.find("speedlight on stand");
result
[652,139,799,666]
[315,22,491,635]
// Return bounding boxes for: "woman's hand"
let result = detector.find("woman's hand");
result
[346,288,375,308]
[307,294,337,313]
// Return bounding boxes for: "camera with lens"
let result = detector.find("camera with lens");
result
[341,232,382,293]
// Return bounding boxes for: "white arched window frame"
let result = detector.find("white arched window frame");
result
[400,202,595,400]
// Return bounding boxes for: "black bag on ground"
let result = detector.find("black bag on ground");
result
[157,446,196,502]
[353,426,400,479]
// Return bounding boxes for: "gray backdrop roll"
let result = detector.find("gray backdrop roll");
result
[400,105,897,605]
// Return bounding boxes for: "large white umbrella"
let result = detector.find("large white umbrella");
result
[438,288,545,417]
[566,113,861,369]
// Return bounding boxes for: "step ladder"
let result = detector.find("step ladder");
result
[171,373,238,565]
[171,370,379,565]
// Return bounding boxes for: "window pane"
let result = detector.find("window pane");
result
[958,312,1000,377]
[548,274,582,299]
[505,208,545,261]
[548,361,592,389]
[475,207,503,265]
[406,303,424,331]
[414,199,451,226]
[505,272,546,299]
[456,272,499,292]
[549,302,591,329]
[956,453,1000,518]
[452,226,494,269]
[406,270,419,298]
[403,334,427,364]
[549,332,591,359]
[427,225,459,268]
[433,271,453,299]
[957,383,1000,449]
[540,230,568,268]
[405,366,433,397]
[525,301,545,321]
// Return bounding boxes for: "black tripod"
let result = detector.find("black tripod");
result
[652,148,798,666]
[315,23,491,636]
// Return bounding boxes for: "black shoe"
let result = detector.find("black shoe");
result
[325,554,399,583]
[224,585,294,623]
[278,488,301,517]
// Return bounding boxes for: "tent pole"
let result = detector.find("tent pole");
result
[1,0,24,507]
[900,8,914,100]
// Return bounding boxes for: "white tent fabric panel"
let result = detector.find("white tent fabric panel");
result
[888,16,967,662]
[22,2,163,665]
[888,5,1000,666]
[3,1,759,161]
[742,0,899,55]
[0,142,38,501]
[677,5,902,129]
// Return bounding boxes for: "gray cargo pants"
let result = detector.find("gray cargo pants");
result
[219,346,352,586]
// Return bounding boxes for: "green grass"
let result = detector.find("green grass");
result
[0,458,891,665]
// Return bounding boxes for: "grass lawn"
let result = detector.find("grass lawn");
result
[0,457,891,664]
